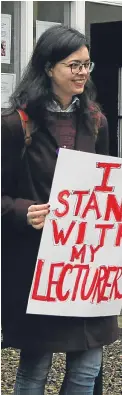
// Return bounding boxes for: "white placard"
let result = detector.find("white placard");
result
[36,20,61,42]
[1,14,11,64]
[27,149,122,317]
[1,73,16,108]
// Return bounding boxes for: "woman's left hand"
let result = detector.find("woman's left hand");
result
[27,203,50,229]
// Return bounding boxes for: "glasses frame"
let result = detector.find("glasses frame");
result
[61,61,95,74]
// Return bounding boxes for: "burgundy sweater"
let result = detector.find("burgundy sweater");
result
[46,111,77,151]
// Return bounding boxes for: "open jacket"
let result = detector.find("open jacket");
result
[1,110,118,351]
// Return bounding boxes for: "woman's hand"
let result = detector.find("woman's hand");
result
[27,203,50,229]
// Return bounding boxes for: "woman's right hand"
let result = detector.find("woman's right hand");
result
[27,203,50,230]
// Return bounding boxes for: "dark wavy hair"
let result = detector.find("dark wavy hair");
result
[9,25,101,135]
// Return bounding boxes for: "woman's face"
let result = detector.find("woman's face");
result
[49,46,90,103]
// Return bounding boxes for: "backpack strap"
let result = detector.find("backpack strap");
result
[17,109,32,146]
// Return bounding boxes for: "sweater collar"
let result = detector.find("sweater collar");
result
[47,96,80,113]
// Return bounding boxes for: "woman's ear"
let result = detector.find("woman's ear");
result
[47,69,53,77]
[45,62,53,77]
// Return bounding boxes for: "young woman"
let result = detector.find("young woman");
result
[1,25,118,395]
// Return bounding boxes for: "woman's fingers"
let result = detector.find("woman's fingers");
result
[32,222,45,230]
[27,214,46,226]
[27,209,49,219]
[28,203,50,212]
[31,216,45,224]
[27,203,50,229]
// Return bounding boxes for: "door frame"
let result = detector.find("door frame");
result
[87,0,122,5]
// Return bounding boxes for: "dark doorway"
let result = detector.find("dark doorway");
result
[90,21,122,157]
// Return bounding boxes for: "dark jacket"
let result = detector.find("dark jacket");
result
[1,110,118,352]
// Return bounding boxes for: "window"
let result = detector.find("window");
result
[33,1,71,46]
[118,68,122,157]
[1,1,21,107]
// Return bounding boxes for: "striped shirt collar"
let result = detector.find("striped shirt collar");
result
[47,96,80,113]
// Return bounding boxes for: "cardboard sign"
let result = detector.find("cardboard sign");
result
[27,149,122,317]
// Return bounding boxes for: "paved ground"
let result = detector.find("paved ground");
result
[1,317,122,394]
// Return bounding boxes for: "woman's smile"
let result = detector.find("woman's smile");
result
[73,79,86,87]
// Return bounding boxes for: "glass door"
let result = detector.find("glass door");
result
[33,1,71,46]
[1,1,21,108]
[118,68,122,157]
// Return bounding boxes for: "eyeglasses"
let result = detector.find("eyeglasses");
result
[61,61,95,74]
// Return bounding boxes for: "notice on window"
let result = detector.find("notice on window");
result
[36,20,61,42]
[1,14,11,64]
[1,73,16,108]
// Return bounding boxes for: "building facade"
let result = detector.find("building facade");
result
[1,0,122,156]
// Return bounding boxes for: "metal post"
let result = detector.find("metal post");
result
[20,1,33,75]
[70,1,85,33]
